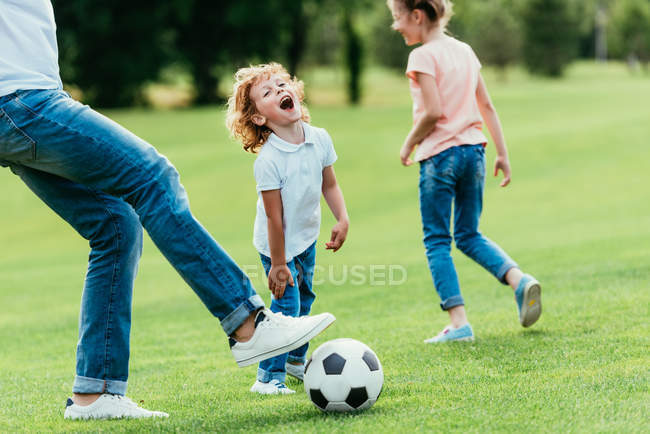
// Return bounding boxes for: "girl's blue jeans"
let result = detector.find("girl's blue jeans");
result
[419,144,518,311]
[257,242,317,383]
[0,89,264,396]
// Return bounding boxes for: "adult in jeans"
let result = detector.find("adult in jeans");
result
[0,0,334,420]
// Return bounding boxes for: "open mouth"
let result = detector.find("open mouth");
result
[280,95,294,110]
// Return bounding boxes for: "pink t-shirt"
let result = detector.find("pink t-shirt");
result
[406,35,487,162]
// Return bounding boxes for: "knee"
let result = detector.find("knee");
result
[119,211,143,257]
[123,153,188,215]
[454,231,479,254]
[423,233,452,253]
[144,157,189,213]
[89,208,142,257]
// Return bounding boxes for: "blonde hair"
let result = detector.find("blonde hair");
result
[225,62,310,154]
[390,0,454,31]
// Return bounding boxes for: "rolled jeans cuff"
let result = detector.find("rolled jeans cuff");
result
[440,295,464,311]
[73,375,127,396]
[257,367,286,384]
[221,294,265,335]
[287,355,306,364]
[497,262,519,285]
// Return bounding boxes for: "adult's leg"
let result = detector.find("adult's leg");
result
[453,145,518,284]
[8,164,141,395]
[2,89,263,335]
[419,152,463,311]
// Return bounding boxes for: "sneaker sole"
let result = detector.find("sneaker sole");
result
[424,335,475,344]
[236,314,335,367]
[63,410,168,420]
[520,280,542,327]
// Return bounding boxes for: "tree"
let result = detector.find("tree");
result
[522,0,580,77]
[368,4,411,71]
[170,0,293,105]
[465,0,522,79]
[53,0,175,107]
[609,0,650,70]
[171,0,326,104]
[342,8,363,105]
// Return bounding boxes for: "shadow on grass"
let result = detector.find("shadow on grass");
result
[197,401,384,432]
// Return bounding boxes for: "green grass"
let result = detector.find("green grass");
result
[1,62,649,432]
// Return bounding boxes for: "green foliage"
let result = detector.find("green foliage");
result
[460,0,523,74]
[609,0,650,67]
[368,6,411,71]
[170,0,299,104]
[343,10,364,105]
[53,0,175,107]
[303,7,343,67]
[522,0,580,77]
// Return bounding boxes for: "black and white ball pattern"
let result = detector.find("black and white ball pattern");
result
[304,338,383,412]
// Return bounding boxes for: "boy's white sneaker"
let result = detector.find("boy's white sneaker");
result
[285,362,305,381]
[230,309,335,367]
[63,394,169,420]
[250,380,295,395]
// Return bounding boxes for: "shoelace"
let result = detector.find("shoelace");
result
[260,310,292,327]
[269,380,287,389]
[435,326,452,339]
[108,394,141,408]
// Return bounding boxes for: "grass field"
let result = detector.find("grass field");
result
[1,62,649,432]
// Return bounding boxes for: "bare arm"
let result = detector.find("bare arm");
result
[400,72,441,166]
[321,166,349,252]
[261,189,294,298]
[476,73,511,187]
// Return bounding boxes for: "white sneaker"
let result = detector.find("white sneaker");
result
[231,309,335,367]
[285,362,305,381]
[63,394,169,420]
[250,380,295,395]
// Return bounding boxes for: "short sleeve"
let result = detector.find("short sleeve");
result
[406,47,436,82]
[321,129,337,168]
[468,44,482,70]
[253,156,282,192]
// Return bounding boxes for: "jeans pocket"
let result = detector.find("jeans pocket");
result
[474,146,486,182]
[0,107,37,161]
[432,147,455,177]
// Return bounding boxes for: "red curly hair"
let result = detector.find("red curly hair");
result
[225,62,310,154]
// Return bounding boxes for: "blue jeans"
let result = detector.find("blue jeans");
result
[257,242,317,383]
[0,89,264,395]
[419,144,518,311]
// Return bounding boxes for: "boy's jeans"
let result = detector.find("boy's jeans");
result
[419,144,518,311]
[0,89,264,395]
[257,242,317,383]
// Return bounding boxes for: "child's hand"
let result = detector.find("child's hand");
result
[400,143,415,166]
[494,155,512,187]
[268,264,294,299]
[326,220,349,252]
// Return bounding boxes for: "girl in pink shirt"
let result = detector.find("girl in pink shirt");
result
[387,0,542,342]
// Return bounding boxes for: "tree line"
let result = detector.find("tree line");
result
[52,0,650,108]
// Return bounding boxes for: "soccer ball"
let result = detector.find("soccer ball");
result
[304,338,383,412]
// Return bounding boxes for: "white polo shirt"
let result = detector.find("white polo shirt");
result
[0,0,62,97]
[253,121,337,262]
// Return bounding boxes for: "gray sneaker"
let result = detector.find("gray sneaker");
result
[285,362,305,381]
[515,274,542,327]
[230,309,335,367]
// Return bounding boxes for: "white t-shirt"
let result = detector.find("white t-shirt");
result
[253,121,337,262]
[0,0,62,97]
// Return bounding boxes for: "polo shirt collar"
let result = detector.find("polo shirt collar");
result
[267,121,314,153]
